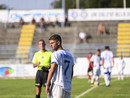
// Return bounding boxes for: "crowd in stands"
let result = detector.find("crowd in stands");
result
[9,16,71,29]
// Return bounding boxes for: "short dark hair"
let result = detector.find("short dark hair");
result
[89,52,92,55]
[49,34,62,44]
[105,46,110,50]
[97,49,100,52]
[39,39,46,45]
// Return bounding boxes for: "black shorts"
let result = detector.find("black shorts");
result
[35,70,49,87]
[88,68,93,72]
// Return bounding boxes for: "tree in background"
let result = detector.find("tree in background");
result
[51,0,130,10]
[0,4,7,9]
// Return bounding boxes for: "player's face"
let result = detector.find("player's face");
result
[49,40,60,51]
[38,41,45,50]
[89,53,92,57]
[120,56,123,59]
[97,51,100,56]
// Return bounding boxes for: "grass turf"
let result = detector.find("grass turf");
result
[0,77,130,98]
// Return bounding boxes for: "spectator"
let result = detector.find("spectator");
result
[97,23,106,35]
[46,17,54,27]
[31,18,37,26]
[64,15,71,27]
[54,16,60,27]
[78,31,87,43]
[18,17,25,27]
[40,17,46,30]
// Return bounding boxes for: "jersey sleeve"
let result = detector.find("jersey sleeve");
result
[110,51,114,58]
[32,53,37,64]
[90,55,94,62]
[51,52,58,65]
[101,52,104,58]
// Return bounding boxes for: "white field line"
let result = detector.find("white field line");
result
[75,79,118,98]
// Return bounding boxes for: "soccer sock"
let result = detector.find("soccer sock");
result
[108,73,111,85]
[96,76,99,84]
[121,73,124,80]
[88,74,91,80]
[118,74,120,80]
[36,95,40,98]
[104,74,108,86]
[91,75,95,84]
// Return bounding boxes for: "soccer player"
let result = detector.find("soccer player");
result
[101,46,114,87]
[116,56,126,80]
[90,49,101,86]
[87,52,93,81]
[32,39,52,98]
[46,34,74,98]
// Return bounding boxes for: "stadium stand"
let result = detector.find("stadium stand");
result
[0,20,130,64]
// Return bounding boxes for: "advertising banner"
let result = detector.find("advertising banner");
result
[9,9,64,22]
[69,8,130,21]
[0,9,64,23]
[0,57,130,78]
[0,10,8,22]
[0,64,37,78]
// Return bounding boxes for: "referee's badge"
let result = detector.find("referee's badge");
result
[42,56,44,59]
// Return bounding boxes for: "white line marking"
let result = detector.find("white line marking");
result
[75,79,118,98]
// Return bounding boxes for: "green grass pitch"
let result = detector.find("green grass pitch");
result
[0,77,130,98]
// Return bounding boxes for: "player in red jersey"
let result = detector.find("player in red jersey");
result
[87,52,93,81]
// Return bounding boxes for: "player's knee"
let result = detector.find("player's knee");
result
[36,87,41,95]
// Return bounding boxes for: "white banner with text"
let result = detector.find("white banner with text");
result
[0,9,64,23]
[69,8,130,21]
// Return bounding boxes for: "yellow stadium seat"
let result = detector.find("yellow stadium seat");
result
[21,29,34,33]
[117,45,130,48]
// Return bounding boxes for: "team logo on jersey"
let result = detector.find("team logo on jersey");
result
[0,67,14,76]
[42,56,44,59]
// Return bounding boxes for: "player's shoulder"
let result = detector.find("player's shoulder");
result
[93,54,97,57]
[54,49,73,58]
[44,50,52,57]
[108,50,113,53]
[101,50,105,55]
[34,50,41,55]
[91,54,96,58]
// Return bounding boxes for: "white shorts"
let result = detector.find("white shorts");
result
[48,83,70,98]
[104,68,112,75]
[118,69,124,74]
[93,68,100,76]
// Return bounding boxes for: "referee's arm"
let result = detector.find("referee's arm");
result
[33,62,40,68]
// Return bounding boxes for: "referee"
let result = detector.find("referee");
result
[32,39,52,98]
